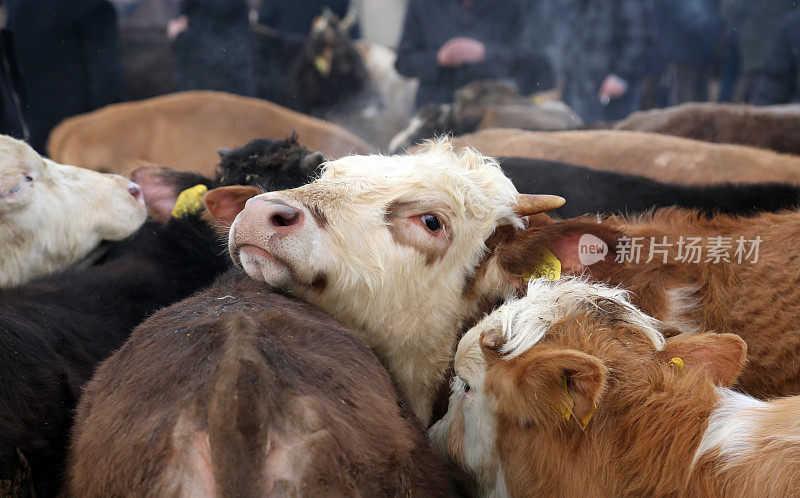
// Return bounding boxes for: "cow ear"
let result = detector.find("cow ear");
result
[204,186,263,228]
[660,333,747,387]
[130,166,212,223]
[488,348,606,429]
[493,217,622,288]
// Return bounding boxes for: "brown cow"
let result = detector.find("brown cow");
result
[68,271,450,496]
[491,208,800,400]
[615,102,800,156]
[431,278,800,497]
[448,128,800,185]
[47,91,373,178]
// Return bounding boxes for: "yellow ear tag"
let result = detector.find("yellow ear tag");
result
[578,402,597,430]
[315,55,330,75]
[523,247,562,282]
[553,374,597,430]
[171,184,208,218]
[669,357,685,374]
[554,374,574,421]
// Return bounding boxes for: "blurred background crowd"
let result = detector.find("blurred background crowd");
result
[0,0,798,153]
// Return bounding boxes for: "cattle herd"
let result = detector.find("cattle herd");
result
[3,91,800,497]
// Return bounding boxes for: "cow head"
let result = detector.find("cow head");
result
[224,140,564,423]
[216,135,324,191]
[430,278,746,496]
[293,7,367,111]
[0,135,146,286]
[308,7,358,78]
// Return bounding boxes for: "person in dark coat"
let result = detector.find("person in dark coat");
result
[394,0,541,108]
[559,0,652,123]
[654,0,722,105]
[753,8,800,105]
[170,0,254,96]
[0,28,29,141]
[5,0,123,153]
[721,0,798,102]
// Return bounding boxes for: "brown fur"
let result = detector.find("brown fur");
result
[493,208,800,399]
[68,272,450,496]
[47,91,373,178]
[616,102,800,156]
[447,128,800,185]
[482,311,765,497]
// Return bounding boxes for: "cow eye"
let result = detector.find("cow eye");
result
[24,175,32,182]
[421,214,441,232]
[464,383,471,393]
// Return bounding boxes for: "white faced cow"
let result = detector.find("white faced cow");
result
[0,135,146,286]
[227,140,563,424]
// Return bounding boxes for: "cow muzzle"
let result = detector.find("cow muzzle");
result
[230,195,311,276]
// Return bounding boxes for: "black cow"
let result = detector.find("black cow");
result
[290,10,367,113]
[215,134,323,190]
[498,156,800,218]
[0,136,318,495]
[0,212,230,496]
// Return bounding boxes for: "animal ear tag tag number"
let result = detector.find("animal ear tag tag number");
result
[171,184,208,218]
[523,247,562,282]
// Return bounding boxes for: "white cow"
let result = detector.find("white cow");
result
[0,136,146,286]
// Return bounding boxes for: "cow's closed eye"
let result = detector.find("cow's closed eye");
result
[7,174,33,195]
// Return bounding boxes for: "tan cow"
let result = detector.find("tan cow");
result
[615,102,800,156]
[223,139,800,426]
[223,140,563,424]
[47,91,374,178]
[448,128,800,185]
[431,278,800,497]
[0,135,146,286]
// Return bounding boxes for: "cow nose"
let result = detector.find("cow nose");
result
[127,181,143,201]
[263,201,304,232]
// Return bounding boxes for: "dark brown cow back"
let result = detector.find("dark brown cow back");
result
[68,271,449,496]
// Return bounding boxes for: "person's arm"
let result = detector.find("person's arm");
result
[752,17,797,105]
[394,0,440,81]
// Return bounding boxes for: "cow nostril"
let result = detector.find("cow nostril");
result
[270,211,299,227]
[127,181,142,200]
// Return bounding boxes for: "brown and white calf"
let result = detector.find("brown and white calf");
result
[0,135,146,286]
[227,140,564,424]
[432,278,800,497]
[498,209,800,400]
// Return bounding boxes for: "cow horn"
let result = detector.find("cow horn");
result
[512,194,565,216]
[321,6,334,21]
[301,151,324,170]
[338,7,358,33]
[217,148,231,158]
